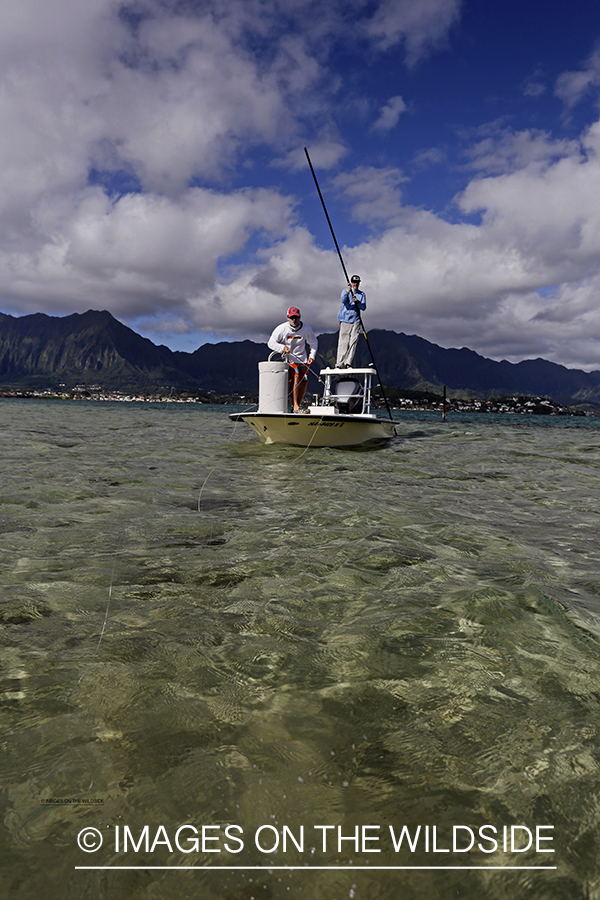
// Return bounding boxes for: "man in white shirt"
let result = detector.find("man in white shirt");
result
[268,307,318,412]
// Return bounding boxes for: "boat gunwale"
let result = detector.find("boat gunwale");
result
[228,411,395,424]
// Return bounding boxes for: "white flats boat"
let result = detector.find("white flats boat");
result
[230,357,396,448]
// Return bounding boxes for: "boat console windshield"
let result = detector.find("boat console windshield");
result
[309,366,378,418]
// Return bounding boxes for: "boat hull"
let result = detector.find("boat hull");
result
[230,412,396,448]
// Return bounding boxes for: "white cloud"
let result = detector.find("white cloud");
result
[372,96,407,132]
[185,0,462,67]
[0,0,328,211]
[0,0,463,205]
[277,139,348,172]
[555,45,600,109]
[458,125,600,273]
[463,125,578,176]
[0,185,294,320]
[0,0,463,199]
[365,0,462,65]
[521,68,547,99]
[411,146,446,169]
[90,11,299,194]
[332,166,407,224]
[182,227,348,339]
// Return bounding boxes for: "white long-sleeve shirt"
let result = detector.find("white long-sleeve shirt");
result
[268,321,318,365]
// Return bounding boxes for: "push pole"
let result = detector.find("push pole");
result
[304,147,394,422]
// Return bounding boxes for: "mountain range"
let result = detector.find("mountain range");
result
[2,308,600,407]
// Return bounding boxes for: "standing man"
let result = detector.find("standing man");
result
[268,307,318,412]
[336,275,365,368]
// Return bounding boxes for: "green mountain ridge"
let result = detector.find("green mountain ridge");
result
[1,309,600,406]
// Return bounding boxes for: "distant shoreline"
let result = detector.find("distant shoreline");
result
[0,388,591,416]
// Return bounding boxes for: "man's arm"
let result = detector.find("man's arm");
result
[268,325,288,355]
[305,325,318,364]
[342,287,366,309]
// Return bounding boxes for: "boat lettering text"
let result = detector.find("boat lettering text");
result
[308,421,344,428]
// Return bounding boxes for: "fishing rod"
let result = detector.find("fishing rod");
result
[303,146,394,421]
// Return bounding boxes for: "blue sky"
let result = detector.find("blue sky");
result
[3,0,600,369]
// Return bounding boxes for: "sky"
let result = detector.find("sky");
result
[3,0,600,369]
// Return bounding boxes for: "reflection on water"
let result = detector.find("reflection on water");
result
[1,400,600,899]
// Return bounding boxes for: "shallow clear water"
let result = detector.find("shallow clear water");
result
[2,400,600,899]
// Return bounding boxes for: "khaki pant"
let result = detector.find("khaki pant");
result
[336,321,361,367]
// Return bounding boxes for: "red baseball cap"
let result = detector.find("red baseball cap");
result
[287,307,301,317]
